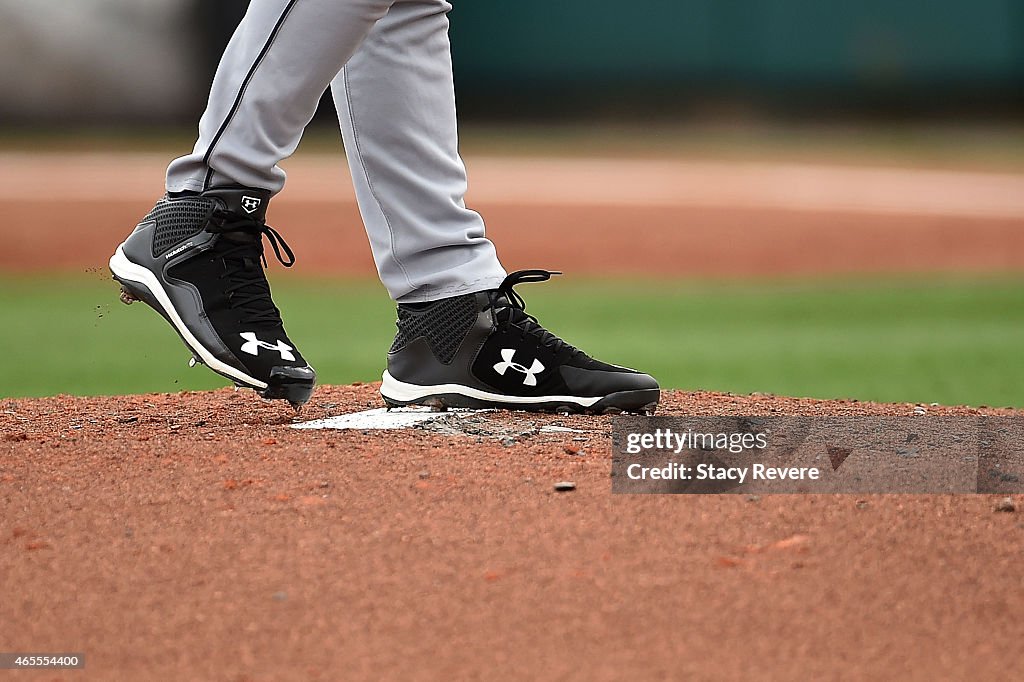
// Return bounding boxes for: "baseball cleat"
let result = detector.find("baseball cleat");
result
[109,187,316,408]
[381,270,660,414]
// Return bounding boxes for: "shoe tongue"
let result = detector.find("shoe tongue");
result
[221,230,260,244]
[490,294,516,321]
[213,224,263,266]
[220,239,263,271]
[490,292,579,356]
[203,187,271,222]
[492,295,538,331]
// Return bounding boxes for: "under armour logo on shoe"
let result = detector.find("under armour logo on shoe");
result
[493,348,545,386]
[239,332,295,361]
[240,196,262,214]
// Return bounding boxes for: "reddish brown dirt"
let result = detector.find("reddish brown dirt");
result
[5,152,1024,276]
[2,385,1022,680]
[6,198,1024,277]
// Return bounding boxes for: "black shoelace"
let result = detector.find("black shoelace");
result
[206,210,295,327]
[484,269,582,357]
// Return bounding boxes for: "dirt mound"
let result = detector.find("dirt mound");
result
[1,386,1022,680]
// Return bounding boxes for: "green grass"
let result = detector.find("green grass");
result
[1,275,1022,407]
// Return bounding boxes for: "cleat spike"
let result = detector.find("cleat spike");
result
[188,357,198,368]
[423,397,448,412]
[638,402,659,416]
[118,286,139,305]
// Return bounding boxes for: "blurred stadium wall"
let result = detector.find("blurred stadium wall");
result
[0,0,245,123]
[1,0,1021,124]
[449,1,1024,118]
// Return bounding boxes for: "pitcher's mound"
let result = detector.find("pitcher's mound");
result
[1,384,1021,680]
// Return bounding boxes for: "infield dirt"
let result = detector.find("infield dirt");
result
[4,153,1024,277]
[2,385,1022,680]
[2,152,1023,679]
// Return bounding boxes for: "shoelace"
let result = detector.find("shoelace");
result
[484,269,582,357]
[206,210,295,327]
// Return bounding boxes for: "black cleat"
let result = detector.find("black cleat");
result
[381,270,659,414]
[109,187,316,407]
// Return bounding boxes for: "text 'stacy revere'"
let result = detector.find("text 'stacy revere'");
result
[611,416,1024,494]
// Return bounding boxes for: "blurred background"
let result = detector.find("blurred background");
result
[1,0,1022,406]
[3,0,1022,123]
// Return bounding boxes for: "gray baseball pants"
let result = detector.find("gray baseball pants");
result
[166,0,506,303]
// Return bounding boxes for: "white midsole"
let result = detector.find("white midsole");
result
[109,244,268,389]
[380,370,603,407]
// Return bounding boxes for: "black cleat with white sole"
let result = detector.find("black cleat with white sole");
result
[109,187,315,408]
[381,270,660,414]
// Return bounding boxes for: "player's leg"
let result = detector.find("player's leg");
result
[111,0,396,407]
[168,0,394,194]
[331,0,504,303]
[335,0,660,414]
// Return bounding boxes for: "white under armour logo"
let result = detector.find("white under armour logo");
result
[239,332,295,361]
[240,196,262,214]
[493,348,545,386]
